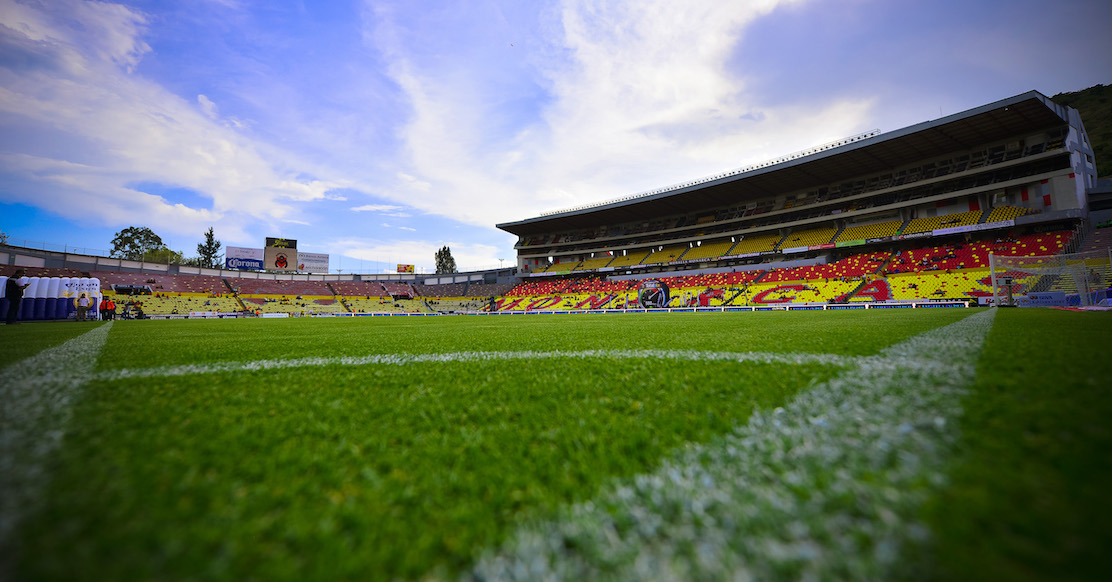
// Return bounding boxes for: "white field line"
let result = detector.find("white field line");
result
[88,349,859,382]
[465,308,997,582]
[0,322,113,546]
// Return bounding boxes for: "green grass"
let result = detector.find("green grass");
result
[95,309,971,369]
[16,311,879,581]
[21,359,834,581]
[0,321,104,369]
[920,309,1112,582]
[7,309,1110,580]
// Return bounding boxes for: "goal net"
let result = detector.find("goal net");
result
[989,249,1112,307]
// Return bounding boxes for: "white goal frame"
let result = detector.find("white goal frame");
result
[989,249,1112,307]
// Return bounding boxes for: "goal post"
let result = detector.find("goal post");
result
[989,249,1112,307]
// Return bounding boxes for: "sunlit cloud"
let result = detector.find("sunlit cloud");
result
[332,237,502,273]
[363,0,874,227]
[3,0,1108,269]
[352,204,406,213]
[0,0,346,245]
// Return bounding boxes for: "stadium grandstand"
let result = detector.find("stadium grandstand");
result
[0,249,519,318]
[2,90,1108,318]
[491,90,1105,309]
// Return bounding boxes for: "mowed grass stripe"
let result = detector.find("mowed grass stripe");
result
[468,309,996,581]
[90,349,858,382]
[921,309,1112,582]
[0,321,112,545]
[0,321,103,369]
[94,309,974,370]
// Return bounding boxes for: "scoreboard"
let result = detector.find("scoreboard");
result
[264,237,297,272]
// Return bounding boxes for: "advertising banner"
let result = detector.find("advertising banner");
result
[225,246,263,270]
[297,252,330,273]
[1014,292,1068,307]
[397,264,415,273]
[932,219,1015,237]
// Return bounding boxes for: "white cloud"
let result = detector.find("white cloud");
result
[197,94,219,119]
[366,0,872,227]
[332,237,502,273]
[352,204,406,213]
[0,0,345,242]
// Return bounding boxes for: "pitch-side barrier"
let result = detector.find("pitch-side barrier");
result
[481,301,970,315]
[142,300,971,319]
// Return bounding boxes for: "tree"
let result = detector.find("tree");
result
[144,247,185,265]
[110,226,185,263]
[195,227,223,269]
[434,246,458,274]
[110,226,165,260]
[0,229,9,245]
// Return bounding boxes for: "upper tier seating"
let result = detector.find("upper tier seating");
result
[902,209,982,235]
[230,278,332,296]
[381,282,417,297]
[93,272,229,294]
[607,250,652,268]
[465,282,517,297]
[780,226,838,248]
[984,205,1029,223]
[835,219,903,243]
[680,239,735,261]
[542,261,578,273]
[641,244,690,265]
[331,281,389,297]
[727,232,782,255]
[573,255,616,271]
[418,282,467,297]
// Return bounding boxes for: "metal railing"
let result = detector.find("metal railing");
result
[3,238,112,257]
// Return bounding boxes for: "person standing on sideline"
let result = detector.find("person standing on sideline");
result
[76,293,91,322]
[5,269,29,325]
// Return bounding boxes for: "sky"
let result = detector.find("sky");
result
[1,0,1109,274]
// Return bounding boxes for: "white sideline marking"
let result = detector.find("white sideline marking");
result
[466,308,997,581]
[0,322,113,546]
[88,349,857,382]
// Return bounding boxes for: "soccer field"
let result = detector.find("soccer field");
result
[2,309,1109,581]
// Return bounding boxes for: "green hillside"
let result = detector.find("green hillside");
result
[1052,84,1111,178]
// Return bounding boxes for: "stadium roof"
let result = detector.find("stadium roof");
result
[497,90,1071,237]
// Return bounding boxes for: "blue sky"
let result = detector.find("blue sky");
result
[1,0,1109,273]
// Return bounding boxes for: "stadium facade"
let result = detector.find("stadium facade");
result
[497,91,1098,278]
